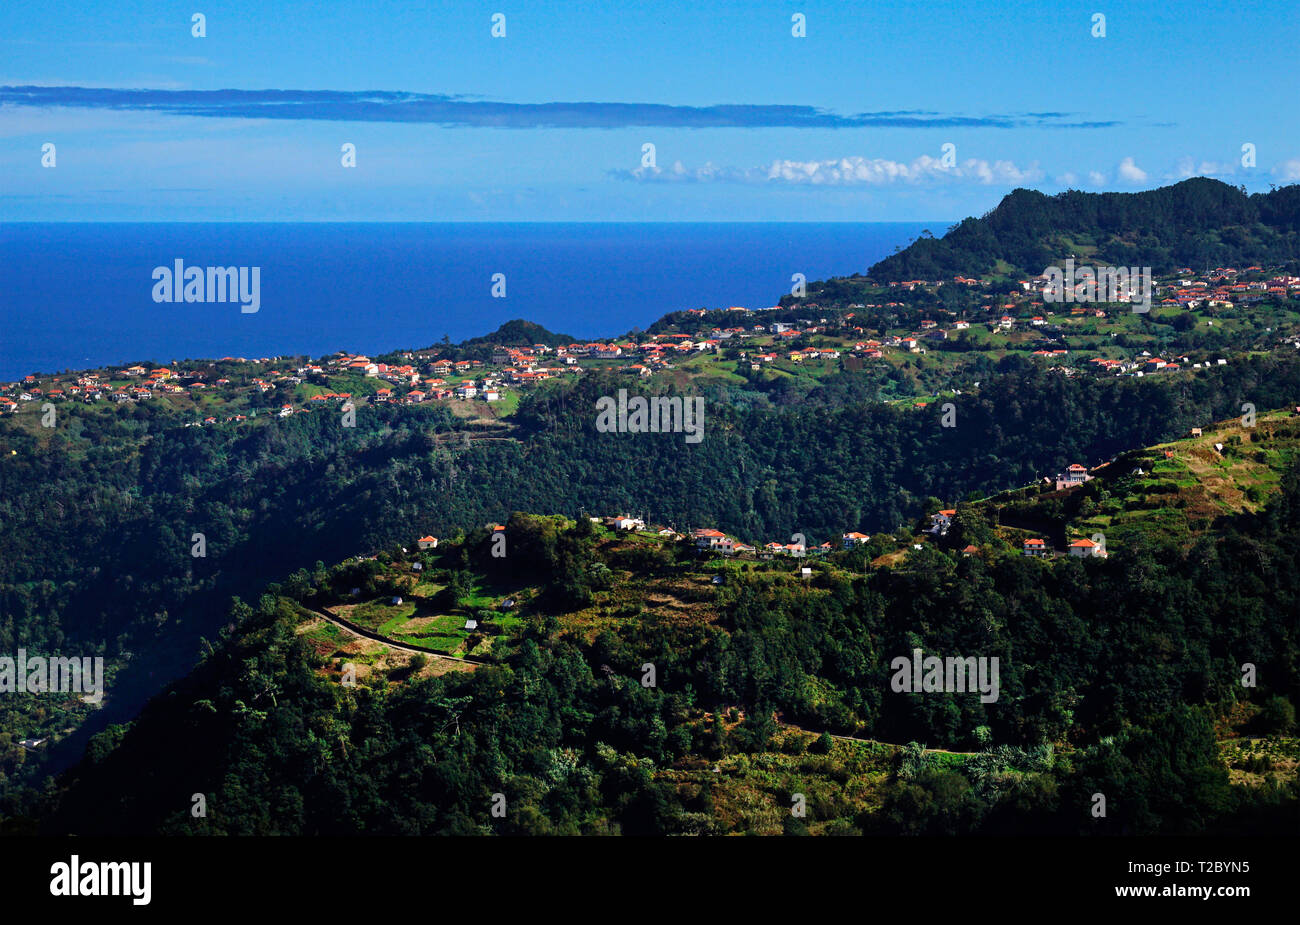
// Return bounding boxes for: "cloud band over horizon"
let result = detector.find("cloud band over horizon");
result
[0,86,1124,130]
[617,155,1047,186]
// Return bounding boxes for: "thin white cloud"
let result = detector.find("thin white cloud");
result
[622,155,1044,186]
[1273,159,1300,181]
[1117,156,1148,183]
[1167,156,1232,179]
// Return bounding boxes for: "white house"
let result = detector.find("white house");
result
[1022,538,1049,558]
[929,509,956,535]
[1068,538,1103,558]
[1055,464,1092,491]
[693,528,734,553]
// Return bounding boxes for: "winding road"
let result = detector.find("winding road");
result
[305,605,487,666]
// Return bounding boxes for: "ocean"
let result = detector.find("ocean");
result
[0,222,935,380]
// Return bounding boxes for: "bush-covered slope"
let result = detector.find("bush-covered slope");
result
[19,453,1300,836]
[868,179,1300,282]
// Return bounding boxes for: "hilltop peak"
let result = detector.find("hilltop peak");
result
[462,319,577,348]
[868,179,1300,283]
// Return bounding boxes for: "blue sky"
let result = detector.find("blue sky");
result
[1,0,1297,221]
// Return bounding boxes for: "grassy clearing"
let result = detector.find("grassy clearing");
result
[656,731,894,835]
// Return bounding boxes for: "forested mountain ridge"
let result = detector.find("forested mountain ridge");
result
[3,182,1300,833]
[866,178,1300,282]
[3,350,1300,798]
[16,436,1299,836]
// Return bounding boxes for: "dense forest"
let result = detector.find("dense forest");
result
[3,352,1300,794]
[14,462,1298,836]
[867,179,1300,282]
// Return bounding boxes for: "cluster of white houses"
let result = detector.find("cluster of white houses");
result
[1022,536,1105,558]
[689,527,835,556]
[687,523,1103,561]
[890,265,1298,309]
[676,458,1108,561]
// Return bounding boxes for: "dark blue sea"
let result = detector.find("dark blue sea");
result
[0,222,936,380]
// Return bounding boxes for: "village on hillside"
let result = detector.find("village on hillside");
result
[676,457,1104,564]
[590,403,1300,567]
[4,264,1300,424]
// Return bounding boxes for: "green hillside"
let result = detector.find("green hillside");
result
[957,407,1300,554]
[17,426,1299,836]
[867,179,1300,282]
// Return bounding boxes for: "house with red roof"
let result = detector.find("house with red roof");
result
[692,528,733,553]
[1068,538,1103,558]
[929,509,957,535]
[1022,538,1049,558]
[1055,464,1092,491]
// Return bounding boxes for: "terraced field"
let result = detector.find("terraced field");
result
[1075,409,1300,547]
[322,571,526,657]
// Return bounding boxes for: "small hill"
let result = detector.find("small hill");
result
[462,318,576,348]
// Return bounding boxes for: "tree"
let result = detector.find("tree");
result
[1258,696,1296,735]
